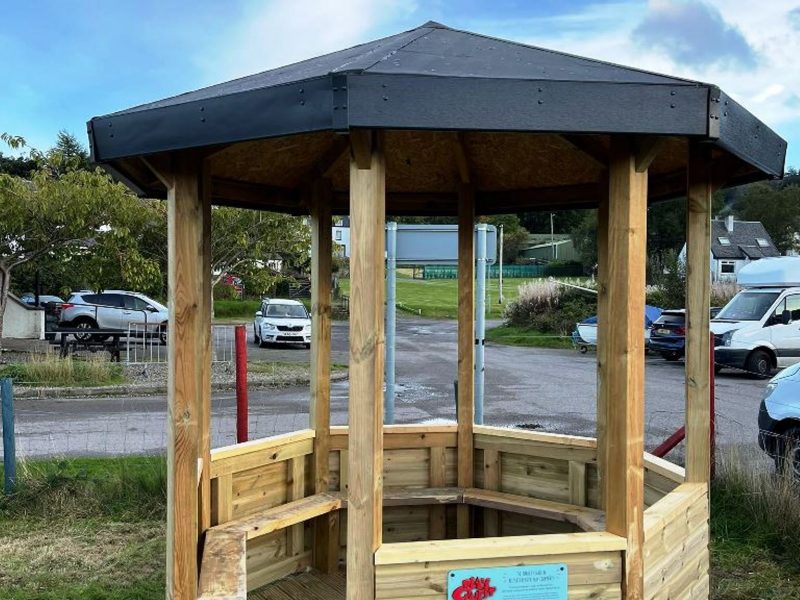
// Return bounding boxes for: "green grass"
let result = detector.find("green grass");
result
[0,355,125,387]
[339,277,537,319]
[709,448,800,599]
[1,457,166,599]
[484,324,573,349]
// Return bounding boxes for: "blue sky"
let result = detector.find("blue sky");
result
[2,0,798,169]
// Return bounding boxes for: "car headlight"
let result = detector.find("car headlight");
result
[303,324,311,331]
[721,330,737,347]
[262,323,277,331]
[764,382,777,400]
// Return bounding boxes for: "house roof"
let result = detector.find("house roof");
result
[87,21,786,216]
[710,219,780,259]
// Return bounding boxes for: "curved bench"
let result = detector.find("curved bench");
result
[198,487,605,599]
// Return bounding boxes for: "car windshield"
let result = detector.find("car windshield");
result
[265,304,307,318]
[715,291,780,321]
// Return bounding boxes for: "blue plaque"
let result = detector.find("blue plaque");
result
[447,563,568,599]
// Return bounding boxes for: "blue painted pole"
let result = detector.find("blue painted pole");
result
[385,222,397,424]
[475,224,487,425]
[1,378,16,494]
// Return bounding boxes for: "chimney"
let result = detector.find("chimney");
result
[725,214,734,233]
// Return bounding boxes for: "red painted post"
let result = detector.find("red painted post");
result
[710,333,716,480]
[235,325,248,443]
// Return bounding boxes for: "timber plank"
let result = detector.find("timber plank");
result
[198,529,247,600]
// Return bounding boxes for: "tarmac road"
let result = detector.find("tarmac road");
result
[8,318,766,459]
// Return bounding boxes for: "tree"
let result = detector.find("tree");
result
[0,168,153,345]
[481,214,530,264]
[732,182,800,254]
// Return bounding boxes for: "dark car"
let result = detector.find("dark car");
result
[649,308,722,361]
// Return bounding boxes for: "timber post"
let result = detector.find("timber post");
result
[603,137,647,599]
[346,131,386,600]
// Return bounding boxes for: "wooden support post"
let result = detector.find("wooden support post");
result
[347,131,385,600]
[483,448,500,536]
[457,184,475,539]
[310,178,339,572]
[199,160,212,536]
[166,152,209,600]
[604,137,647,600]
[568,461,587,507]
[685,143,713,484]
[596,192,609,510]
[429,447,447,539]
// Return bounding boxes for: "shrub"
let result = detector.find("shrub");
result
[504,279,597,336]
[711,281,739,308]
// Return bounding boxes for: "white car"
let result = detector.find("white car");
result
[253,299,311,348]
[758,362,800,477]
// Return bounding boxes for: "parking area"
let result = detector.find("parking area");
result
[8,317,766,458]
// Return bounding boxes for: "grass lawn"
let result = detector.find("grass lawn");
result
[339,276,536,319]
[484,324,573,349]
[1,457,165,600]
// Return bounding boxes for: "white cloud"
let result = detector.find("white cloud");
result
[483,0,800,134]
[199,0,418,82]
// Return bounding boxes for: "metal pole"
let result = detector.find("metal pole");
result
[710,333,716,480]
[550,213,556,259]
[1,378,16,494]
[234,325,248,443]
[475,224,487,425]
[385,222,397,424]
[498,224,504,304]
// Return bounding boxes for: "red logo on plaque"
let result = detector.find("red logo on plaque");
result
[451,576,497,600]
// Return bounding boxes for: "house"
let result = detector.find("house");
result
[332,217,351,257]
[3,293,45,339]
[680,215,780,281]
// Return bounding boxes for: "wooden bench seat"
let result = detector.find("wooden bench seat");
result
[217,491,345,541]
[198,529,247,600]
[463,488,605,532]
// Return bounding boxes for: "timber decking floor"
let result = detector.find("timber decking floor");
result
[249,569,346,600]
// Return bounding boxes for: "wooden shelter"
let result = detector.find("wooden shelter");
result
[88,21,786,600]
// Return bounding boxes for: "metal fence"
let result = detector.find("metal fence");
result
[422,263,583,279]
[125,323,235,364]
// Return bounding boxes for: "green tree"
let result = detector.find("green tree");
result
[481,214,530,264]
[732,182,800,254]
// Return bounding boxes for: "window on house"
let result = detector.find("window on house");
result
[756,238,770,248]
[720,261,736,274]
[718,237,731,246]
[335,230,342,241]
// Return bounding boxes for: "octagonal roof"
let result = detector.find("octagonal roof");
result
[88,21,786,215]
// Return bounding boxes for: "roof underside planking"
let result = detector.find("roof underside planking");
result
[88,21,787,216]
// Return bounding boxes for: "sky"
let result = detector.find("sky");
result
[1,0,798,169]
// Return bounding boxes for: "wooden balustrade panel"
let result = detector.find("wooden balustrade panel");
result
[375,532,625,600]
[643,482,709,599]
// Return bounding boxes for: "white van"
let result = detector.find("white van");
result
[712,257,800,377]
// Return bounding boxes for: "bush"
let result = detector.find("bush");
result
[711,281,739,308]
[504,280,597,336]
[213,283,240,301]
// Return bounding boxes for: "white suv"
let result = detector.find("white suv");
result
[59,290,169,343]
[253,299,311,348]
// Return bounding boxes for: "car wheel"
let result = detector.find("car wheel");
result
[775,425,800,480]
[746,349,772,379]
[661,351,680,362]
[73,318,103,342]
[253,326,260,345]
[579,345,588,354]
[159,323,168,345]
[714,364,723,375]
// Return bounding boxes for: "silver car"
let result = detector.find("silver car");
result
[59,290,169,342]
